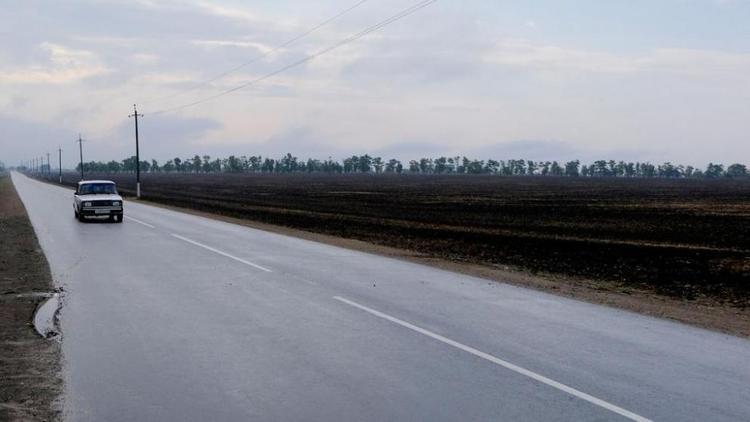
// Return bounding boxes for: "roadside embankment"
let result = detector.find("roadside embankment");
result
[0,172,61,421]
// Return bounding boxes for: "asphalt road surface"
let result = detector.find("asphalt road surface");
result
[12,172,750,422]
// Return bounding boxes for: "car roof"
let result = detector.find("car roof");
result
[78,180,116,185]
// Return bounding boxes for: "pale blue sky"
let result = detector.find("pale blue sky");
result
[1,0,749,167]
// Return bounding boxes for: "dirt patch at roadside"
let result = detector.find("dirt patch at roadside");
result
[133,198,750,338]
[0,173,62,421]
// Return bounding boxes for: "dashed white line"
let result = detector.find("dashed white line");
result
[171,233,272,273]
[333,296,652,422]
[124,216,156,229]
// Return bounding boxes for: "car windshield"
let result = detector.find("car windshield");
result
[79,183,117,195]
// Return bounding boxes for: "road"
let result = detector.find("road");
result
[12,172,750,421]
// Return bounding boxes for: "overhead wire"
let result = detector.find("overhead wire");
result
[142,0,371,105]
[149,0,437,115]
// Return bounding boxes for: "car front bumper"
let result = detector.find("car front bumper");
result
[80,207,123,217]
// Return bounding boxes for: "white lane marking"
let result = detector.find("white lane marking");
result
[171,233,272,273]
[333,296,652,422]
[124,216,155,229]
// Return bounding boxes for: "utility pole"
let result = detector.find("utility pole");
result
[129,104,144,198]
[78,134,84,180]
[46,152,50,177]
[58,147,62,183]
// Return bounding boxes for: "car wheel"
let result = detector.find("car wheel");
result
[116,215,123,224]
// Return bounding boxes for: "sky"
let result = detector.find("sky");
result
[1,0,749,168]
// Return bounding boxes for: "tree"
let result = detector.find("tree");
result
[624,162,635,177]
[639,162,656,177]
[106,160,122,173]
[564,160,580,177]
[182,158,194,173]
[385,159,401,173]
[434,157,449,174]
[202,155,212,172]
[279,153,298,172]
[705,163,724,178]
[372,157,384,173]
[726,163,748,178]
[485,159,500,174]
[358,155,373,173]
[122,156,137,172]
[261,158,275,172]
[526,160,537,175]
[550,161,563,176]
[540,161,551,176]
[306,158,320,172]
[466,159,484,174]
[658,162,681,178]
[419,158,434,174]
[446,157,456,173]
[248,156,261,172]
[592,160,610,176]
[40,152,747,181]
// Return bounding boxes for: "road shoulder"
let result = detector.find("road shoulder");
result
[0,173,62,421]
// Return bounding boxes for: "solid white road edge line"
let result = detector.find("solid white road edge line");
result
[332,295,652,422]
[124,216,156,229]
[171,233,272,273]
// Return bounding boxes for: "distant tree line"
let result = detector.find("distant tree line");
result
[71,154,749,179]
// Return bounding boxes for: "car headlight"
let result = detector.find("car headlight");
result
[112,201,121,206]
[83,202,92,207]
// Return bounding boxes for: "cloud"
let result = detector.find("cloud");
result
[0,43,109,84]
[484,39,750,76]
[194,1,261,23]
[191,39,276,55]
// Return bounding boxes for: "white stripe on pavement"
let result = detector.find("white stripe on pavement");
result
[125,216,156,229]
[171,233,272,273]
[333,295,652,422]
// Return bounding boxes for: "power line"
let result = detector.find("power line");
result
[150,0,437,115]
[142,0,371,105]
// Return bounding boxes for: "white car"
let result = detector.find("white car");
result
[73,180,124,223]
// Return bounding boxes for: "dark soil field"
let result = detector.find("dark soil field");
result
[56,172,750,307]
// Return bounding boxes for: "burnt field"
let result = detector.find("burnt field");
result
[58,172,750,305]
